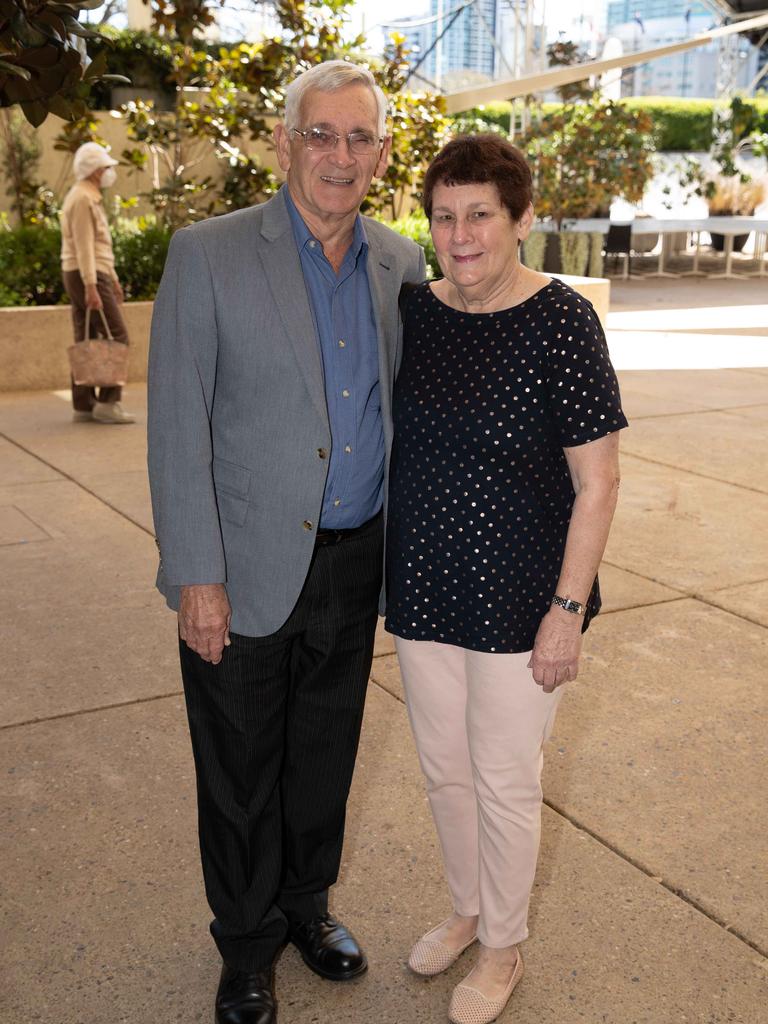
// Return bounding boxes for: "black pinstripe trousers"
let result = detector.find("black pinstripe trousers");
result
[178,514,383,971]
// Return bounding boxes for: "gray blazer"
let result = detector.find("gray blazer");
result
[147,189,426,636]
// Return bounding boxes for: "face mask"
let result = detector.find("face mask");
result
[100,167,117,189]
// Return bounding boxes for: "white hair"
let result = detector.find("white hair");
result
[283,60,388,139]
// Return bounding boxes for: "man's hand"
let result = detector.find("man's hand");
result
[179,583,232,664]
[527,607,583,693]
[85,283,103,310]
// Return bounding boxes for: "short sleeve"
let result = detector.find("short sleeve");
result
[546,289,628,447]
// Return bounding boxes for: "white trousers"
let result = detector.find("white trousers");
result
[396,637,564,947]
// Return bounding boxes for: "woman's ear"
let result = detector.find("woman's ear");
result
[517,203,535,242]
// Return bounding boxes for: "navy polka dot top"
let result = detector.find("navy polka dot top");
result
[385,278,628,654]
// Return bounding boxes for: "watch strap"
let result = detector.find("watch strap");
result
[551,594,586,616]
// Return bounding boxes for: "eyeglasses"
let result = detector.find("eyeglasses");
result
[291,127,383,156]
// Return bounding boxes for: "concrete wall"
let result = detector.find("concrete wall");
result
[0,276,610,393]
[0,302,153,392]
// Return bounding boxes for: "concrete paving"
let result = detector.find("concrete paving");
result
[1,276,767,1023]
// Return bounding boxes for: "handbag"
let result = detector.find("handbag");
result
[67,307,129,387]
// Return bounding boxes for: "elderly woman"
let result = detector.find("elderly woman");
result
[60,142,134,424]
[385,134,627,1024]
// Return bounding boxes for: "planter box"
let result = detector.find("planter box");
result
[0,302,153,392]
[550,274,610,328]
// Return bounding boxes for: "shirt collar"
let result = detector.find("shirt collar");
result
[283,184,368,261]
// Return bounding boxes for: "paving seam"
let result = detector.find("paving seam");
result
[0,430,155,537]
[700,575,768,592]
[543,799,768,960]
[596,596,686,616]
[0,689,183,732]
[601,558,691,595]
[621,450,768,495]
[689,594,768,633]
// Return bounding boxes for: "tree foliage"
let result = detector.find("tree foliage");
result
[520,99,655,226]
[0,0,129,125]
[2,0,450,228]
[518,40,656,226]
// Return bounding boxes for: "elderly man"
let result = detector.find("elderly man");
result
[148,61,425,1024]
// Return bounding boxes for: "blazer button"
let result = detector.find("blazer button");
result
[303,520,313,531]
[317,447,328,459]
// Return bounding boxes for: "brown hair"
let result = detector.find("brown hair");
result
[422,134,533,222]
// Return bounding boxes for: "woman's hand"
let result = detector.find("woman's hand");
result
[528,607,583,693]
[85,283,103,310]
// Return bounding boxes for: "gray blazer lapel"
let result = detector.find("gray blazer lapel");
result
[258,192,328,425]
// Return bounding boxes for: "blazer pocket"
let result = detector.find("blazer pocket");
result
[215,490,248,526]
[213,457,251,526]
[212,456,251,498]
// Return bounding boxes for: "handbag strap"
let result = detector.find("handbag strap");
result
[83,305,114,342]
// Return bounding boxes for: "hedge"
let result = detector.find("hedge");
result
[0,224,172,307]
[0,217,432,306]
[456,97,768,152]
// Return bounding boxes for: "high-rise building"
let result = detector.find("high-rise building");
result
[606,1,759,98]
[383,0,499,91]
[381,1,548,92]
[606,0,706,33]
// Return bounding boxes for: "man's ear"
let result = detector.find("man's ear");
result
[273,122,292,173]
[374,135,393,178]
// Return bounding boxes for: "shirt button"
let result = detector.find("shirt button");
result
[344,445,352,454]
[342,389,350,398]
[317,447,328,459]
[338,339,346,348]
[309,240,317,248]
[303,520,313,531]
[333,499,341,507]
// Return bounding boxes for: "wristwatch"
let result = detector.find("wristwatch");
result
[551,594,586,616]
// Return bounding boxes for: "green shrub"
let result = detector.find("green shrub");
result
[0,226,65,306]
[454,102,512,133]
[620,97,717,151]
[112,224,172,300]
[384,210,439,279]
[0,221,172,307]
[450,98,768,153]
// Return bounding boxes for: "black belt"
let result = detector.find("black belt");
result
[315,511,382,547]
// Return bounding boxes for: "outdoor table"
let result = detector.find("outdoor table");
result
[563,217,768,279]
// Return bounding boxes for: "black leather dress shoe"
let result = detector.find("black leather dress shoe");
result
[215,964,277,1024]
[289,913,368,981]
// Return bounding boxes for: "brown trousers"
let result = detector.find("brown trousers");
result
[62,270,129,411]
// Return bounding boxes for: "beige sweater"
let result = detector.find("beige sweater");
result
[60,180,117,285]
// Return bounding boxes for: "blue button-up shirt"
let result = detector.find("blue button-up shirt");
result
[285,187,384,529]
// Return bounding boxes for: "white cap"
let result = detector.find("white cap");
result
[73,142,118,181]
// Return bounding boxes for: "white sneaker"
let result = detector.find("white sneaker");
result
[72,410,93,422]
[91,401,136,424]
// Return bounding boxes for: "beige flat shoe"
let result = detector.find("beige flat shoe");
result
[408,918,478,976]
[448,950,524,1024]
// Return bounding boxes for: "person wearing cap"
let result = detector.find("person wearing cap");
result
[60,141,135,424]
